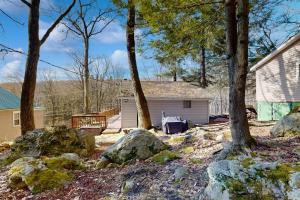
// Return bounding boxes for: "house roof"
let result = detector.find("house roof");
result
[0,87,20,110]
[121,81,213,99]
[250,32,300,72]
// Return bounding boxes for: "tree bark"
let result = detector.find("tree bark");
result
[20,0,40,135]
[173,68,177,82]
[200,46,208,88]
[83,38,91,113]
[225,0,255,148]
[20,0,75,134]
[127,0,152,129]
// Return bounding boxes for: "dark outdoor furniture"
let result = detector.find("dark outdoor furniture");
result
[162,112,188,134]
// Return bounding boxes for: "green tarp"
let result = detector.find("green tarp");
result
[257,102,273,121]
[257,101,300,121]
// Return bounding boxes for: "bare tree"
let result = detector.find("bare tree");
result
[90,57,110,112]
[225,0,255,151]
[41,70,58,127]
[20,0,76,134]
[127,0,152,129]
[63,0,114,114]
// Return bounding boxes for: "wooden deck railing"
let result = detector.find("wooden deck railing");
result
[71,108,120,129]
[71,115,107,129]
[97,108,120,119]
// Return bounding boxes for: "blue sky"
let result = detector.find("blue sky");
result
[0,0,158,82]
[0,0,299,82]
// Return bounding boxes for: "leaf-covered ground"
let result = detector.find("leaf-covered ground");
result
[0,121,300,200]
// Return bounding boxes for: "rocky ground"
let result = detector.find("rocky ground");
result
[0,121,300,200]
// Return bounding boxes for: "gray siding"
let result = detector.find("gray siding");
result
[121,99,137,128]
[121,99,209,128]
[256,40,300,102]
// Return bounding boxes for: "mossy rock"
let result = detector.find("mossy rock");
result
[7,154,81,193]
[4,126,95,166]
[96,157,110,169]
[260,163,300,184]
[205,157,300,200]
[180,146,194,154]
[24,168,73,194]
[152,150,180,164]
[189,158,203,165]
[44,153,83,170]
[167,136,186,145]
[270,113,300,137]
[241,157,254,168]
[102,129,169,164]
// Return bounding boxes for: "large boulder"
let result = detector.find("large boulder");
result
[101,129,169,164]
[270,113,300,137]
[10,126,95,158]
[204,156,300,200]
[8,153,81,194]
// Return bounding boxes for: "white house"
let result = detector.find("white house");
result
[250,33,300,121]
[120,81,211,128]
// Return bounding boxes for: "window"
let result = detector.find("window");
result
[13,111,20,126]
[183,100,191,108]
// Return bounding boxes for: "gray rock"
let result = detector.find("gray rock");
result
[174,166,188,181]
[270,113,300,137]
[121,179,135,193]
[289,172,300,189]
[102,129,168,164]
[288,189,300,200]
[60,153,81,162]
[204,157,300,200]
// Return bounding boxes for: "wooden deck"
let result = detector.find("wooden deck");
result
[71,108,120,134]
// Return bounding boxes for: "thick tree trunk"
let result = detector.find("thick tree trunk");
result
[200,46,208,88]
[20,0,40,135]
[225,0,255,148]
[127,0,152,129]
[83,39,91,113]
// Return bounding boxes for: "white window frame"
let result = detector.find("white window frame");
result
[13,111,20,127]
[183,100,192,109]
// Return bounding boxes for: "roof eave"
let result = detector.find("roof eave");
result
[250,33,300,72]
[120,96,212,101]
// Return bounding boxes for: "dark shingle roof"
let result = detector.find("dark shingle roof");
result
[0,87,20,110]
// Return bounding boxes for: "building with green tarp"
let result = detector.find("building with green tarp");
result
[250,33,300,121]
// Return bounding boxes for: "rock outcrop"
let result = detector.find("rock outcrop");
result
[100,129,169,165]
[8,153,82,193]
[271,113,300,137]
[10,126,95,159]
[204,156,300,200]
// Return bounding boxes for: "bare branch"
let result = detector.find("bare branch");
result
[89,17,115,37]
[61,21,82,36]
[20,0,31,7]
[40,0,76,45]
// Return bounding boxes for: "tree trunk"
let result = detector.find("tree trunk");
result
[127,0,152,129]
[173,68,177,81]
[20,0,40,135]
[225,0,255,148]
[83,38,91,113]
[200,46,208,88]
